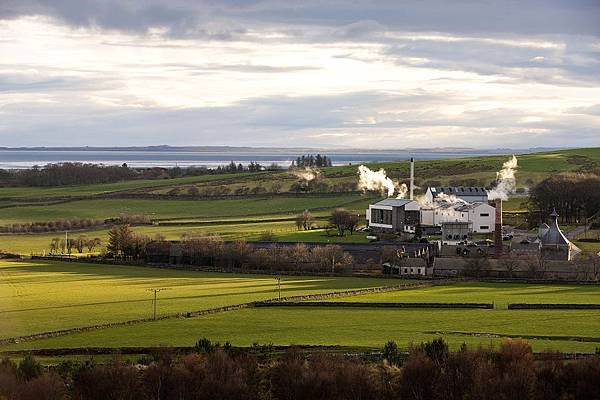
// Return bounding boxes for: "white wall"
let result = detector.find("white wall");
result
[468,203,495,233]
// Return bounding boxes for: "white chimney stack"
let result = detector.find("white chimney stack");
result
[410,157,415,200]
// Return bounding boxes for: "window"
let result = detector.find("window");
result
[480,213,489,217]
[480,226,489,230]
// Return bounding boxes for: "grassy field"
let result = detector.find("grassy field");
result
[0,221,370,255]
[0,172,267,198]
[0,195,372,225]
[3,277,600,353]
[322,282,600,309]
[0,260,400,339]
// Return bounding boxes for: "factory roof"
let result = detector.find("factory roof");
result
[429,187,488,197]
[454,202,489,211]
[372,198,415,207]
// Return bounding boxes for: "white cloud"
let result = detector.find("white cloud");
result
[0,1,599,148]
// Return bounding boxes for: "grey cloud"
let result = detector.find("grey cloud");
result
[1,0,599,37]
[2,90,596,149]
[566,104,600,116]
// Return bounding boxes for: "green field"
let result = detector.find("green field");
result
[0,172,267,199]
[5,307,597,353]
[2,260,600,353]
[322,282,600,309]
[0,222,369,255]
[0,195,371,225]
[0,260,399,339]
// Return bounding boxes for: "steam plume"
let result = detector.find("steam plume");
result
[488,155,518,201]
[395,183,408,199]
[357,165,396,197]
[291,167,320,182]
[435,193,468,205]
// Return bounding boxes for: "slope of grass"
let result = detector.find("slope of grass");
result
[0,173,266,199]
[0,194,371,225]
[0,260,400,339]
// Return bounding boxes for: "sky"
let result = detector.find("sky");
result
[0,0,599,149]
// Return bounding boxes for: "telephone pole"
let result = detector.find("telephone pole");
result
[276,276,281,301]
[148,288,168,320]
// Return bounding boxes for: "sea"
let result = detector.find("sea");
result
[0,148,523,169]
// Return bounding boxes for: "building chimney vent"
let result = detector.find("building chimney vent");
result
[410,157,415,200]
[494,199,503,256]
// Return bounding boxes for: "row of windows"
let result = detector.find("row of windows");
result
[371,209,392,225]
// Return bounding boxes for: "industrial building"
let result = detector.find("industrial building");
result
[425,186,488,204]
[366,198,420,233]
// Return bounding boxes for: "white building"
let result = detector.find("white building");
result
[454,202,495,233]
[420,202,495,233]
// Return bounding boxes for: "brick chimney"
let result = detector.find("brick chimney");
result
[494,199,503,257]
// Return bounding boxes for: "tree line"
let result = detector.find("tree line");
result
[48,235,102,255]
[1,218,104,234]
[1,338,598,400]
[291,154,333,168]
[0,162,284,188]
[169,233,354,273]
[530,172,600,224]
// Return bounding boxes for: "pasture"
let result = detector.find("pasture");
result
[5,307,597,354]
[2,262,599,354]
[0,259,398,339]
[0,195,371,225]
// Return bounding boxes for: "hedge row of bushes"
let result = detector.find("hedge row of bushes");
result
[0,218,104,233]
[256,301,494,309]
[508,303,600,310]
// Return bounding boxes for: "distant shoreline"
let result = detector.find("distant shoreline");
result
[0,145,565,153]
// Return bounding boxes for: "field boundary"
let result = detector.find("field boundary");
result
[255,301,493,309]
[426,330,600,343]
[0,281,448,346]
[508,303,600,310]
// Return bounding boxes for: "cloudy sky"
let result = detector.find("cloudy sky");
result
[0,0,599,148]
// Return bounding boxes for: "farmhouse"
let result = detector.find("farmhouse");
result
[425,186,488,204]
[366,198,420,233]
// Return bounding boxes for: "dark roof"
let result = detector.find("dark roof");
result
[373,199,415,207]
[540,209,570,247]
[429,187,488,197]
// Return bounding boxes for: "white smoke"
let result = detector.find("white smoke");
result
[434,193,468,205]
[291,167,320,182]
[395,183,408,199]
[488,155,518,201]
[357,165,397,197]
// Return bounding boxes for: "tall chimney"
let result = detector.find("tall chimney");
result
[494,199,503,257]
[410,157,414,200]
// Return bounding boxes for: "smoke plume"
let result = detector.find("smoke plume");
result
[488,155,518,201]
[434,193,468,205]
[395,183,408,199]
[291,167,320,182]
[357,165,396,197]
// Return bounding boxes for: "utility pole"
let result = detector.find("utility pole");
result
[278,276,281,300]
[148,288,168,320]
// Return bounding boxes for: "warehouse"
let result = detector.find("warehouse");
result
[366,198,421,233]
